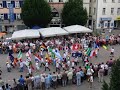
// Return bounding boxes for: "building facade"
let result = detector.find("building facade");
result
[89,0,120,30]
[0,0,25,32]
[0,0,90,32]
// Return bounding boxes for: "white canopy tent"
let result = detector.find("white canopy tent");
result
[63,25,93,33]
[38,27,68,37]
[11,29,40,39]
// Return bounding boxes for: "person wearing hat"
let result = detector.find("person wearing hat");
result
[19,60,24,72]
[6,61,11,72]
[45,61,50,71]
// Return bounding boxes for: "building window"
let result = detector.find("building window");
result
[112,0,115,3]
[0,2,3,8]
[103,0,106,3]
[89,7,91,15]
[102,8,106,15]
[93,8,96,15]
[15,1,20,8]
[7,1,11,8]
[16,13,21,19]
[49,0,53,2]
[117,8,120,15]
[111,8,114,15]
[59,0,63,2]
[0,14,4,20]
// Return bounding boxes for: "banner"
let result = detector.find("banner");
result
[9,4,14,22]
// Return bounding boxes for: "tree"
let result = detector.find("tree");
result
[102,59,120,90]
[61,0,88,26]
[109,59,120,90]
[21,0,52,28]
[102,81,109,90]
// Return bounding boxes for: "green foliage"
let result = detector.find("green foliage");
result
[21,0,52,28]
[61,0,88,26]
[109,59,120,90]
[102,59,120,90]
[102,81,109,90]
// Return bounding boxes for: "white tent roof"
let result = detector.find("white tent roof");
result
[11,29,40,39]
[38,27,68,37]
[63,25,93,33]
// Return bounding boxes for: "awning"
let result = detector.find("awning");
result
[0,32,6,38]
[38,27,68,37]
[63,25,93,34]
[11,29,40,39]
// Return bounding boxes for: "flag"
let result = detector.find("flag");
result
[26,49,31,57]
[103,45,108,50]
[34,54,41,62]
[29,61,34,70]
[52,49,63,60]
[71,43,81,51]
[9,53,14,62]
[90,50,96,58]
[48,48,55,59]
[13,58,18,66]
[26,49,32,61]
[17,51,22,60]
[40,43,47,49]
[86,48,91,56]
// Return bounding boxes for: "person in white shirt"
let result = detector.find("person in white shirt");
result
[89,75,93,88]
[101,62,105,70]
[45,62,50,71]
[67,60,71,69]
[35,61,40,71]
[110,47,114,57]
[6,62,11,72]
[72,61,75,68]
[104,63,108,76]
[19,61,24,72]
[41,75,45,90]
[28,66,32,75]
[56,62,60,72]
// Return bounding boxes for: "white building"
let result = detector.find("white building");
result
[89,0,120,30]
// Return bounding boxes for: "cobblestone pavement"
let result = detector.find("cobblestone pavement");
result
[0,45,120,90]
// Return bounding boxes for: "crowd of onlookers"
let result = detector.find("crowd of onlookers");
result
[0,34,120,54]
[0,33,119,90]
[0,57,115,90]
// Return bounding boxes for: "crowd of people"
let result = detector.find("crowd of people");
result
[0,33,119,90]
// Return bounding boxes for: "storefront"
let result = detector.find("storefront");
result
[99,17,112,29]
[114,16,120,29]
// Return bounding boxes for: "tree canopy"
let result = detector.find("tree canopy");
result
[102,59,120,90]
[21,0,52,28]
[61,0,88,26]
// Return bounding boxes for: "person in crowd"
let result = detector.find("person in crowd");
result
[110,47,115,57]
[45,61,50,71]
[98,67,104,82]
[67,70,73,85]
[76,70,81,86]
[89,75,93,88]
[18,75,25,90]
[52,72,57,89]
[19,60,24,72]
[45,75,50,89]
[62,71,67,87]
[41,74,45,90]
[6,61,11,72]
[13,78,17,90]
